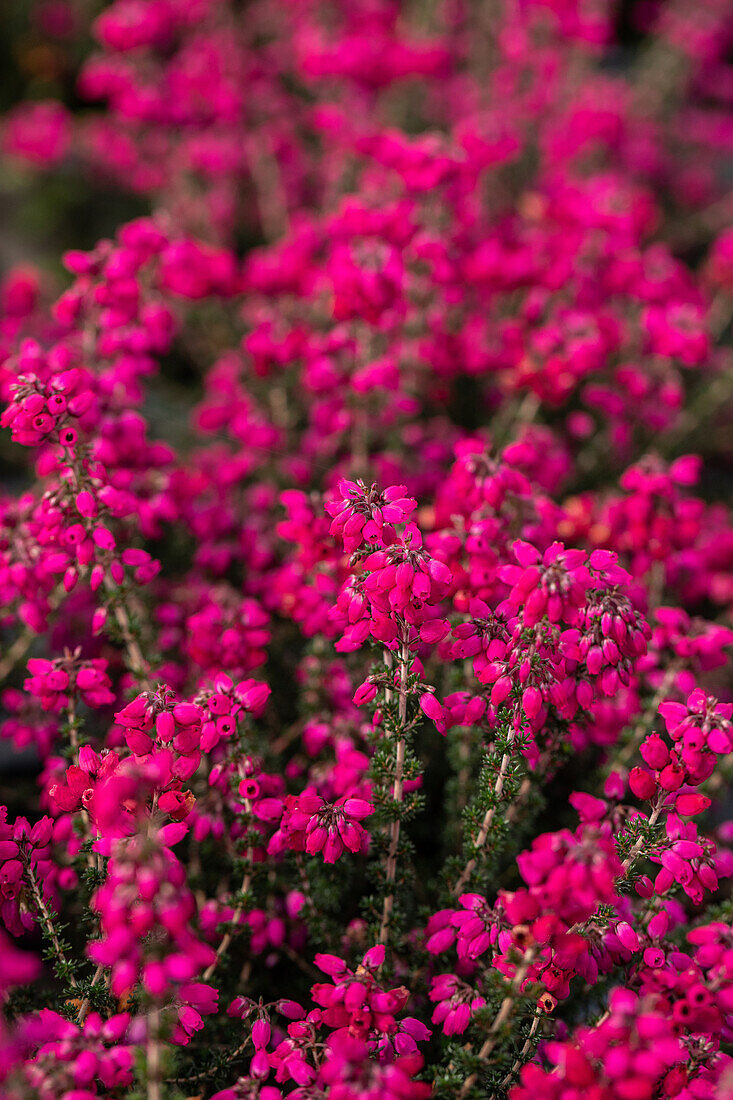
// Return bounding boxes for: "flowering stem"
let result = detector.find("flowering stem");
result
[65,694,99,875]
[378,638,409,946]
[76,964,104,1024]
[64,449,151,688]
[453,728,516,896]
[203,875,251,983]
[204,794,253,982]
[458,947,537,1098]
[591,1005,612,1030]
[490,1010,542,1099]
[104,578,151,687]
[165,1037,252,1086]
[506,775,532,823]
[26,864,78,989]
[622,802,662,874]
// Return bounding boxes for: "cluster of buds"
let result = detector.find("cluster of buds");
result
[1,361,94,448]
[115,687,205,780]
[24,655,114,712]
[311,946,431,1054]
[268,793,374,864]
[326,480,417,552]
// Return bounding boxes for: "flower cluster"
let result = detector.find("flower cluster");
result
[268,793,374,864]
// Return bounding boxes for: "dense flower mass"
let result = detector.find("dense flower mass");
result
[1,0,733,1098]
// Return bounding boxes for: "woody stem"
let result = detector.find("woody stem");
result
[453,728,516,896]
[378,638,409,946]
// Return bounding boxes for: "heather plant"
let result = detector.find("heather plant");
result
[1,1,733,1099]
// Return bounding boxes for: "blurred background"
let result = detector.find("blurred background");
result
[2,0,733,807]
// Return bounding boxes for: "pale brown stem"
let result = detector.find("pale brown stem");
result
[77,964,105,1024]
[453,729,515,897]
[647,560,666,612]
[515,392,539,428]
[105,583,150,688]
[383,649,394,703]
[204,796,253,982]
[458,948,537,1098]
[709,292,733,339]
[268,385,290,429]
[247,133,289,242]
[202,879,250,983]
[490,1010,542,1098]
[26,865,78,988]
[165,1037,251,1085]
[493,390,540,449]
[351,404,369,476]
[378,641,409,946]
[147,1008,162,1100]
[67,690,104,1007]
[271,719,306,756]
[622,803,662,874]
[506,776,532,823]
[64,450,150,689]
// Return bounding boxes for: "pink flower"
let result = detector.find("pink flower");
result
[3,101,71,167]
